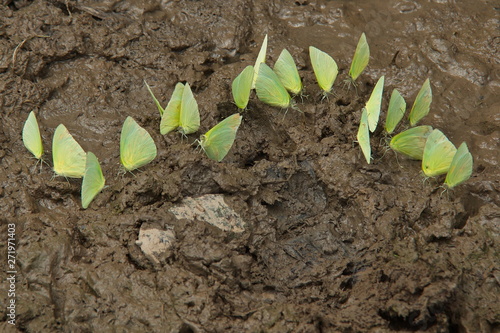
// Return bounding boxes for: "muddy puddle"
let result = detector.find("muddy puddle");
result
[1,0,499,332]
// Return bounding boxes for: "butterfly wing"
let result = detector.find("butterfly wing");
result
[255,64,291,108]
[145,81,165,116]
[385,89,406,134]
[120,116,157,171]
[274,49,302,95]
[252,34,268,89]
[201,114,242,162]
[422,129,457,177]
[365,76,385,132]
[444,142,473,188]
[22,111,44,159]
[409,78,432,126]
[309,46,338,93]
[52,124,86,178]
[179,83,200,135]
[390,125,433,160]
[160,82,184,135]
[232,66,254,109]
[81,152,105,209]
[357,108,371,164]
[349,32,370,81]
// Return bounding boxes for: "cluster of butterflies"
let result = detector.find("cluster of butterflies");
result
[23,104,242,209]
[230,33,472,189]
[230,33,369,110]
[356,77,473,189]
[21,33,473,209]
[145,81,242,162]
[23,112,155,208]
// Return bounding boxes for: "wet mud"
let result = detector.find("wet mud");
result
[1,0,499,332]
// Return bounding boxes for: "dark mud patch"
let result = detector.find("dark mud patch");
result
[1,1,499,332]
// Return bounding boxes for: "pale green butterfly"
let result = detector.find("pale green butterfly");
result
[422,129,457,177]
[160,82,185,135]
[232,65,254,110]
[81,152,105,209]
[255,63,293,108]
[444,142,473,188]
[309,46,338,96]
[409,78,432,127]
[365,76,385,132]
[177,83,200,135]
[357,108,371,164]
[389,125,433,160]
[252,34,268,89]
[348,32,370,82]
[385,89,406,134]
[52,124,86,178]
[120,116,157,172]
[198,113,242,162]
[273,49,303,95]
[144,81,165,116]
[22,111,44,160]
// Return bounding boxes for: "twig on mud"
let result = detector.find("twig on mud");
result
[65,0,72,17]
[11,35,50,71]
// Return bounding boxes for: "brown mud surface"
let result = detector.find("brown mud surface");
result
[1,1,499,332]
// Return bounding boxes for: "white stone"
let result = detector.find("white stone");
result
[169,194,245,233]
[135,226,175,264]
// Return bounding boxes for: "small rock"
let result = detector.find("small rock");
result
[169,194,246,233]
[135,225,175,264]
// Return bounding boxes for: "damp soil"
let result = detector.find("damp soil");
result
[1,1,499,332]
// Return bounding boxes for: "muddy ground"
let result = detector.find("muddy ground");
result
[0,0,499,332]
